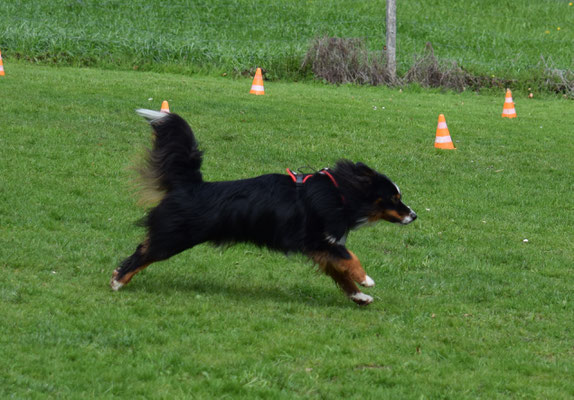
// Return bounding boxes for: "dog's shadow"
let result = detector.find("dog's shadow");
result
[125,272,354,308]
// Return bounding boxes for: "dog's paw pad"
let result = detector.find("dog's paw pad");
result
[360,275,375,287]
[350,292,373,306]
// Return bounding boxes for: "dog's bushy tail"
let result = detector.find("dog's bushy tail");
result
[136,109,203,203]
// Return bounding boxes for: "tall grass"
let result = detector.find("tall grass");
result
[1,62,573,398]
[1,0,573,85]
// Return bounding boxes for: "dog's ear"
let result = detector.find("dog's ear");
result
[354,162,377,177]
[333,160,376,188]
[350,162,378,190]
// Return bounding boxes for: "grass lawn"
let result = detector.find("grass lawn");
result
[1,0,573,82]
[1,62,573,398]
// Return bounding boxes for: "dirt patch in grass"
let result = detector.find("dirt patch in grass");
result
[303,38,574,95]
[301,37,393,86]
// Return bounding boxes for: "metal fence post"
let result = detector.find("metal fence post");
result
[386,0,397,82]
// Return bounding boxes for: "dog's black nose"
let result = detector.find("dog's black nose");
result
[410,211,417,221]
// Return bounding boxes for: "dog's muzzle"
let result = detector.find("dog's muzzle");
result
[400,209,417,225]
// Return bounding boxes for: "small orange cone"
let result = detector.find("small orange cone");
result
[160,100,170,113]
[501,89,517,118]
[0,50,5,76]
[434,114,455,150]
[250,68,264,95]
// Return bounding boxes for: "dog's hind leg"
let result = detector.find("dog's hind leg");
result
[110,239,153,291]
[309,251,374,306]
[111,229,201,290]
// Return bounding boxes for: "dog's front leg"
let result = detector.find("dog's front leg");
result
[309,249,375,305]
[343,250,375,288]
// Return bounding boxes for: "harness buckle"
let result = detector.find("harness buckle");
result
[286,168,311,186]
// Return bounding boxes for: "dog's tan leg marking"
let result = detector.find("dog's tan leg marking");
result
[118,263,150,285]
[335,250,375,287]
[110,263,151,291]
[309,251,373,305]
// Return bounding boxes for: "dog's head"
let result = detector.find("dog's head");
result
[334,161,417,226]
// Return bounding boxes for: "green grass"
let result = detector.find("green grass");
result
[1,0,573,83]
[1,62,573,398]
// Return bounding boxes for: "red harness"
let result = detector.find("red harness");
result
[286,168,344,202]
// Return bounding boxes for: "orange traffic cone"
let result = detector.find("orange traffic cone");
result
[501,89,517,118]
[160,100,170,113]
[0,50,5,76]
[250,68,264,95]
[434,114,455,150]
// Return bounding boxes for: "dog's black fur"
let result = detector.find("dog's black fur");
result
[111,110,416,305]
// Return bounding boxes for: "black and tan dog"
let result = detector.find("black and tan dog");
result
[111,110,417,305]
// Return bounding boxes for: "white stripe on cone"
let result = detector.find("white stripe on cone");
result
[435,136,453,143]
[251,85,264,91]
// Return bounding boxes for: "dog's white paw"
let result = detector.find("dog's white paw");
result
[360,275,375,287]
[110,279,124,291]
[350,292,373,306]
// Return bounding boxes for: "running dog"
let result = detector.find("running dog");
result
[111,110,417,305]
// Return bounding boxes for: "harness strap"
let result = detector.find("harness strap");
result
[286,168,345,202]
[319,168,339,188]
